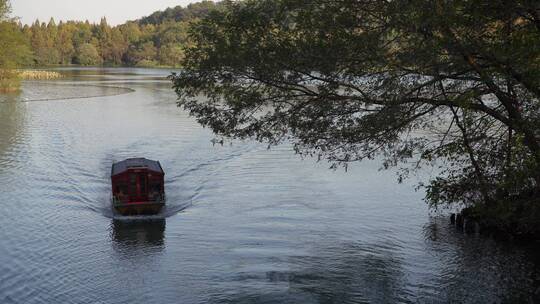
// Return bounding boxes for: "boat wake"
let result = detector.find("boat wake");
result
[20,82,135,102]
[99,199,192,221]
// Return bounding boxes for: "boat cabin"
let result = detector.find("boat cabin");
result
[111,158,165,215]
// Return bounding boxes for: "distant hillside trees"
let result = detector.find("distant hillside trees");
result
[138,0,218,25]
[18,1,221,67]
[0,0,32,91]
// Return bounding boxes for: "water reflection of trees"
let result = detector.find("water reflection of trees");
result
[207,224,540,304]
[0,98,25,160]
[422,218,540,303]
[286,242,408,303]
[210,241,409,304]
[111,219,166,251]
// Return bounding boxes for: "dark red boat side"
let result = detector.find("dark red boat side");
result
[111,158,165,215]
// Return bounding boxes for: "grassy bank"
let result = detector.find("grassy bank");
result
[0,69,21,93]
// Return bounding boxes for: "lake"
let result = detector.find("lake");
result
[0,67,538,303]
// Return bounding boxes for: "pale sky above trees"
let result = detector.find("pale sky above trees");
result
[12,0,203,25]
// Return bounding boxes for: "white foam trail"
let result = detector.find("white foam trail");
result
[104,201,192,221]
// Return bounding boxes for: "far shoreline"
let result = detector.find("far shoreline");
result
[24,64,182,71]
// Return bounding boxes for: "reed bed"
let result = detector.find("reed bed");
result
[1,69,64,92]
[18,70,64,80]
[0,69,22,92]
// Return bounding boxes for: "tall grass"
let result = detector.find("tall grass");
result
[1,69,65,93]
[18,70,63,80]
[0,69,21,93]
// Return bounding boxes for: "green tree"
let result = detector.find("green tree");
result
[158,43,184,67]
[126,41,157,66]
[18,1,220,68]
[108,27,128,65]
[0,22,32,67]
[0,0,9,20]
[119,22,141,45]
[0,0,32,91]
[172,0,540,231]
[95,17,115,63]
[138,0,222,25]
[156,21,189,46]
[76,43,101,66]
[30,19,60,65]
[56,22,75,64]
[72,21,93,51]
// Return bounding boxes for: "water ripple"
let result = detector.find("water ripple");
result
[20,82,135,102]
[0,69,538,304]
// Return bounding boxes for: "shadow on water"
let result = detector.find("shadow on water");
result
[210,241,410,304]
[286,242,409,304]
[209,221,540,304]
[0,98,26,161]
[111,219,166,250]
[100,200,192,220]
[422,217,540,303]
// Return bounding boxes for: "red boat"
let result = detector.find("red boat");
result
[111,158,165,215]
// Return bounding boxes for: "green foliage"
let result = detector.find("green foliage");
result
[135,59,160,68]
[0,21,32,68]
[139,1,223,25]
[0,69,21,92]
[0,0,32,92]
[76,43,101,66]
[125,41,157,65]
[17,2,222,67]
[159,44,185,67]
[464,196,540,237]
[172,0,540,222]
[0,0,10,21]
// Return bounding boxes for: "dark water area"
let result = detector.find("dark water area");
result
[0,68,538,303]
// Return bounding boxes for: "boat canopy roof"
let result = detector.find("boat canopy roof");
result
[111,158,164,176]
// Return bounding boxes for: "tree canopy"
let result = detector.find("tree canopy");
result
[15,1,223,67]
[0,0,31,68]
[0,0,10,20]
[76,43,102,66]
[139,0,220,25]
[0,0,33,91]
[172,0,540,216]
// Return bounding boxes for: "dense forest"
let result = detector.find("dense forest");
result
[16,0,220,67]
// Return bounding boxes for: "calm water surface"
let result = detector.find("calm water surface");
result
[1,68,538,303]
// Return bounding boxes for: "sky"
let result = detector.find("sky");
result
[12,0,204,25]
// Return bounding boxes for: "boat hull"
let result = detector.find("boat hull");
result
[113,201,165,216]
